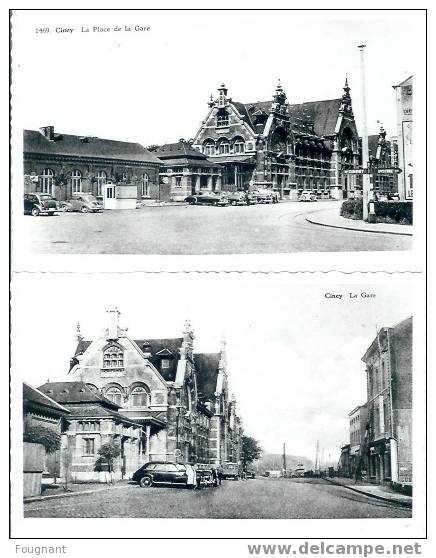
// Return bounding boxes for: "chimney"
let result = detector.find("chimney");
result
[39,126,55,141]
[107,308,120,340]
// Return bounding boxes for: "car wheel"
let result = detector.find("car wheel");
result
[48,211,55,216]
[61,205,69,212]
[189,199,197,205]
[81,206,89,213]
[31,207,40,217]
[139,476,153,488]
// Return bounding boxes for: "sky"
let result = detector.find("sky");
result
[11,10,423,146]
[12,273,414,464]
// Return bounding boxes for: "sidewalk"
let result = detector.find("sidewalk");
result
[324,477,412,507]
[305,207,413,237]
[24,480,132,503]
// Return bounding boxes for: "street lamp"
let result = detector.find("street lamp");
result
[358,44,375,222]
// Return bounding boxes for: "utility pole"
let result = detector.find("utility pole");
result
[315,440,320,475]
[358,44,374,222]
[282,442,287,477]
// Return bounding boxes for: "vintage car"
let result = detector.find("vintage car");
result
[184,192,229,206]
[221,462,241,480]
[60,193,103,213]
[251,189,279,204]
[245,470,256,479]
[225,191,249,206]
[298,190,318,202]
[24,193,58,216]
[132,461,197,489]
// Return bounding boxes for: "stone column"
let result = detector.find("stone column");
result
[207,175,213,191]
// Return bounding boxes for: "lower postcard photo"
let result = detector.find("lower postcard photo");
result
[10,271,425,539]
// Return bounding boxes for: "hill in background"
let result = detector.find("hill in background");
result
[253,453,314,474]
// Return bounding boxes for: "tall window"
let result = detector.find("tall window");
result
[161,358,170,369]
[233,138,245,154]
[130,386,149,407]
[96,170,106,196]
[103,345,124,368]
[106,386,123,406]
[218,140,230,155]
[142,173,149,196]
[40,168,54,195]
[203,140,215,156]
[71,170,82,193]
[83,438,95,456]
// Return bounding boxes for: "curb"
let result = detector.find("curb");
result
[323,478,412,508]
[24,483,131,504]
[305,211,413,237]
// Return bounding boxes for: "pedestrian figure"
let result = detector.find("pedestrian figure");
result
[218,467,223,486]
[245,191,251,206]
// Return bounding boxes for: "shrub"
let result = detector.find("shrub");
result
[340,199,363,220]
[374,201,413,225]
[24,425,61,454]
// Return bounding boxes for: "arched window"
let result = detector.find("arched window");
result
[218,139,230,155]
[130,386,149,407]
[233,138,245,154]
[216,110,229,128]
[96,170,106,196]
[106,386,123,406]
[103,345,124,368]
[40,168,54,195]
[141,173,149,197]
[203,140,215,156]
[71,170,82,193]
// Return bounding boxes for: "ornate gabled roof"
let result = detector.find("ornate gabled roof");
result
[23,129,162,164]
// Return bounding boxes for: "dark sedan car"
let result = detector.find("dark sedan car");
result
[184,191,228,206]
[132,461,197,488]
[24,193,58,216]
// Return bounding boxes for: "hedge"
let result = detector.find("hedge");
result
[374,201,413,225]
[340,199,413,225]
[340,199,363,220]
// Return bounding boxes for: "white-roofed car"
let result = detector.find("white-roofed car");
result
[298,190,317,202]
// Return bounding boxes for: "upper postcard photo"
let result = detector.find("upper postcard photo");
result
[10,10,424,258]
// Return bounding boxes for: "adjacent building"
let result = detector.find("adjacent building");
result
[348,403,368,477]
[192,79,361,199]
[152,140,223,201]
[23,126,162,204]
[392,76,413,200]
[361,316,412,490]
[37,381,143,482]
[23,383,70,496]
[368,126,399,196]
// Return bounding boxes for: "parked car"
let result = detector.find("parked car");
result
[24,193,58,216]
[221,462,241,480]
[60,193,103,213]
[226,191,248,206]
[132,461,197,488]
[298,190,317,202]
[195,466,216,488]
[245,470,256,479]
[252,189,278,204]
[184,192,229,206]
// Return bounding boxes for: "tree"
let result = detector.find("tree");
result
[241,436,262,468]
[98,441,121,483]
[23,425,61,454]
